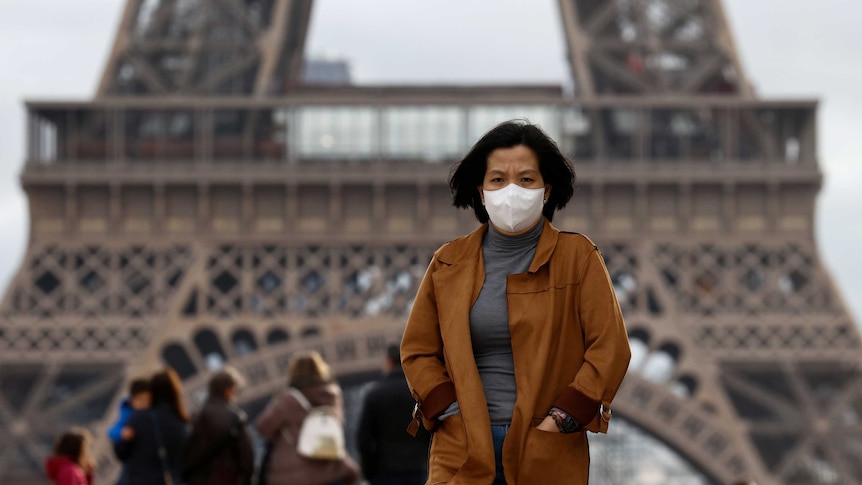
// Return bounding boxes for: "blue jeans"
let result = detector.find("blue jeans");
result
[491,424,509,485]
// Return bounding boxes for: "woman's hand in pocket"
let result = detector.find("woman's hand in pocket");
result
[535,415,559,433]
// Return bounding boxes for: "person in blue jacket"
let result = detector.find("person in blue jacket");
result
[108,377,150,484]
[114,368,191,485]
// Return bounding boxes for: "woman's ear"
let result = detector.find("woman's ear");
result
[544,184,552,203]
[477,185,484,205]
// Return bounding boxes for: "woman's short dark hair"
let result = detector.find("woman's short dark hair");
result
[449,120,575,223]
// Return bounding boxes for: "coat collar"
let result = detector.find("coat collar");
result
[436,218,560,274]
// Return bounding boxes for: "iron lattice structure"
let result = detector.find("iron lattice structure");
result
[2,1,861,484]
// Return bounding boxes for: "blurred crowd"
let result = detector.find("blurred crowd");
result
[44,345,430,485]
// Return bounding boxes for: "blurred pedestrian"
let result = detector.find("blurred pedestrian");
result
[357,344,430,485]
[114,367,191,485]
[401,120,631,484]
[108,377,151,484]
[183,366,254,485]
[255,350,360,485]
[45,427,95,485]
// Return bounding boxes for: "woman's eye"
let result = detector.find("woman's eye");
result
[521,178,534,183]
[490,177,504,183]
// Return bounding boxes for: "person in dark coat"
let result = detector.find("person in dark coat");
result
[182,366,255,485]
[357,345,430,485]
[114,368,191,485]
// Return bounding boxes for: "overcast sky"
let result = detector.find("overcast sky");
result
[0,0,859,322]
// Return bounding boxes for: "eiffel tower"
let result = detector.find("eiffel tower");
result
[2,1,860,484]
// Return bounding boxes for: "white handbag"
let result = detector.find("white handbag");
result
[283,387,346,460]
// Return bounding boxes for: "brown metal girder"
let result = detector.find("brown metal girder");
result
[817,377,862,481]
[557,0,596,97]
[656,1,704,38]
[282,0,315,88]
[18,363,59,423]
[10,432,48,480]
[591,37,713,54]
[721,372,802,421]
[0,394,16,429]
[253,0,292,96]
[96,0,144,97]
[177,9,212,92]
[771,423,827,481]
[214,0,264,38]
[198,50,263,93]
[589,49,654,93]
[132,40,257,52]
[146,0,179,40]
[124,53,170,94]
[771,360,828,478]
[582,0,618,37]
[0,438,16,481]
[670,0,716,37]
[744,421,805,435]
[0,347,148,363]
[37,372,122,422]
[126,244,208,379]
[709,0,753,97]
[680,54,727,93]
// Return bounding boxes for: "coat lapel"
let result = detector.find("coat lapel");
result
[431,224,486,339]
[430,225,497,480]
[528,219,560,273]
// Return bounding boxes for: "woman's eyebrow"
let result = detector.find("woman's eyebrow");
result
[486,168,538,175]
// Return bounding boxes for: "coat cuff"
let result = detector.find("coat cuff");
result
[419,381,456,420]
[552,387,600,426]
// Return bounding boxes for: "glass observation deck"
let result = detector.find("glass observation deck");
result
[24,91,817,169]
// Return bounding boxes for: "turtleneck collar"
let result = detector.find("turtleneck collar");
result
[485,218,544,251]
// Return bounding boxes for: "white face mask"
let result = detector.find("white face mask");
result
[482,184,545,233]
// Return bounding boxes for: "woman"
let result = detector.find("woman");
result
[45,427,94,485]
[182,366,255,485]
[255,350,359,485]
[401,120,631,484]
[115,368,191,485]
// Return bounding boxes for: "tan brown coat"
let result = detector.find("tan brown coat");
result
[401,220,631,484]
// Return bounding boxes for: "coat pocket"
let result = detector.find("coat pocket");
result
[428,413,467,484]
[517,426,589,485]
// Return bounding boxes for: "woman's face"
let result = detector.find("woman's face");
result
[479,144,550,200]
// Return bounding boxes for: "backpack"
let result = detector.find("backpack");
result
[283,387,346,461]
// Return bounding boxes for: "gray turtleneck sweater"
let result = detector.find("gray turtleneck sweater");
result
[469,220,543,424]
